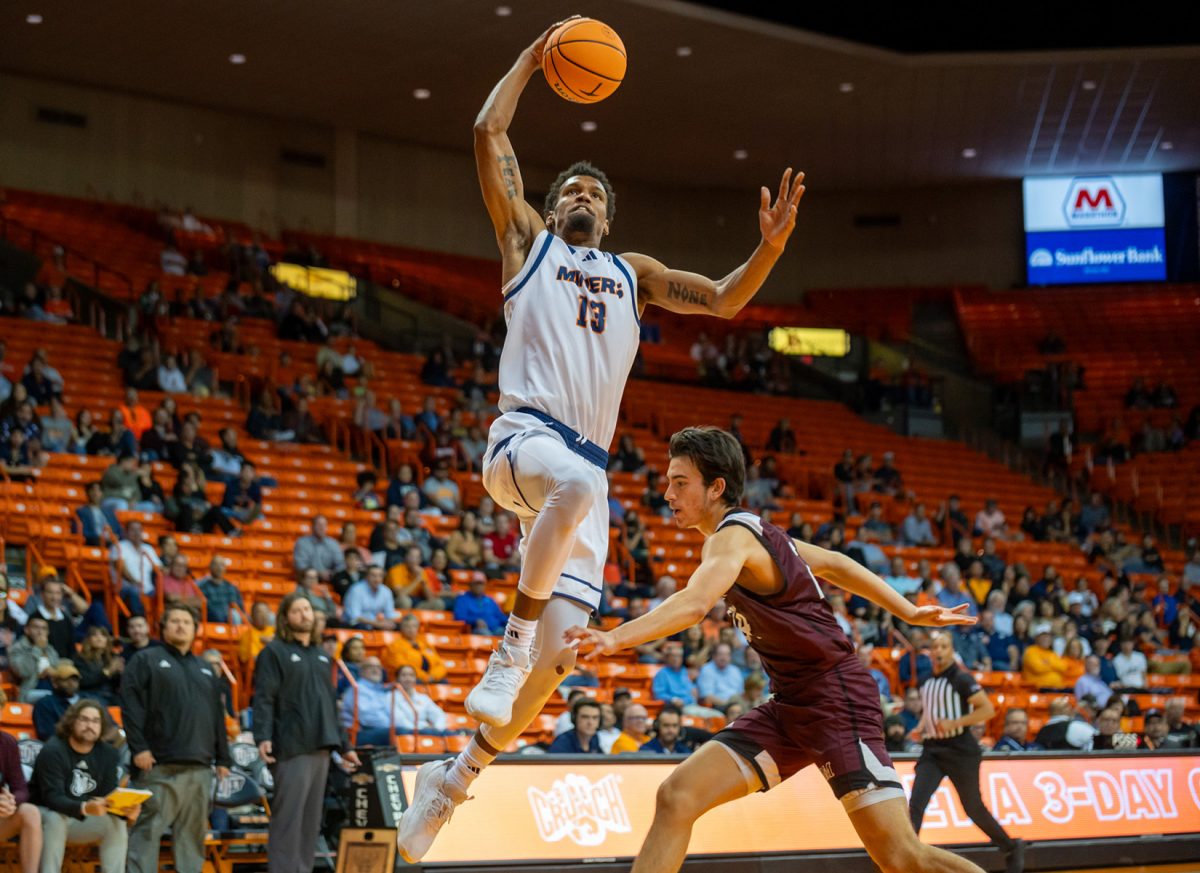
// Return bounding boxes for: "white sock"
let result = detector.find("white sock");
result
[503,613,538,659]
[445,737,497,798]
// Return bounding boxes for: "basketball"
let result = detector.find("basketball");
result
[542,18,626,104]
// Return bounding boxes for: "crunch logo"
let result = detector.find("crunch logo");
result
[528,773,631,846]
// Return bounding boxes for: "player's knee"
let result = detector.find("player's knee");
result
[654,777,700,823]
[17,803,41,830]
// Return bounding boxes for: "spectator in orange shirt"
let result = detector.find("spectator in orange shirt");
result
[42,285,73,322]
[1021,623,1068,688]
[237,601,275,666]
[387,547,446,610]
[382,613,447,683]
[35,245,69,288]
[1061,637,1086,685]
[118,388,153,442]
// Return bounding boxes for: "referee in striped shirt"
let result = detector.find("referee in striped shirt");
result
[909,631,1026,873]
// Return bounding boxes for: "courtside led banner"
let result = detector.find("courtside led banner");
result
[1023,174,1166,285]
[404,754,1200,864]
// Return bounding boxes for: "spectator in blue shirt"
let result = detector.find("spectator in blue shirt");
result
[899,686,923,733]
[547,698,603,754]
[696,644,744,709]
[978,610,1019,671]
[221,461,264,524]
[991,708,1043,752]
[197,556,244,623]
[640,705,696,755]
[857,644,892,700]
[74,481,123,547]
[453,576,506,635]
[651,644,697,708]
[937,563,977,616]
[342,566,398,630]
[900,504,936,547]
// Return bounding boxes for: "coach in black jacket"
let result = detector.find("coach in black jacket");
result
[121,604,231,873]
[253,592,360,873]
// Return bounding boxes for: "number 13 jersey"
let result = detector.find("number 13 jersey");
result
[495,229,641,450]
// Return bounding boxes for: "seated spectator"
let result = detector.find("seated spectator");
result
[609,704,651,754]
[236,601,275,667]
[160,240,187,275]
[696,644,743,710]
[98,452,146,513]
[937,563,977,617]
[419,348,456,388]
[156,354,188,394]
[74,482,123,547]
[651,643,701,710]
[639,704,696,755]
[22,357,60,404]
[901,503,936,546]
[171,463,234,535]
[613,435,647,475]
[1061,637,1086,684]
[0,428,41,481]
[1077,491,1110,538]
[1034,697,1097,750]
[974,499,1006,538]
[764,417,796,454]
[548,697,604,754]
[883,557,921,596]
[293,515,345,583]
[873,451,903,496]
[992,707,1042,752]
[137,408,177,462]
[1074,654,1113,709]
[482,512,520,573]
[935,494,970,546]
[884,714,919,753]
[279,395,323,443]
[221,461,264,524]
[1128,536,1166,575]
[196,556,244,624]
[390,664,450,735]
[1163,698,1196,748]
[899,686,923,733]
[422,460,461,514]
[332,549,367,601]
[453,576,506,635]
[1112,636,1147,689]
[638,469,670,518]
[116,388,152,443]
[1140,708,1170,750]
[339,522,373,567]
[120,616,161,659]
[351,470,382,511]
[111,522,159,616]
[382,613,447,683]
[729,673,770,713]
[742,465,778,512]
[295,567,341,624]
[341,659,445,746]
[388,547,444,611]
[978,610,1018,671]
[858,502,894,545]
[207,427,246,483]
[1022,623,1067,688]
[245,390,284,441]
[37,396,71,453]
[856,644,892,701]
[71,626,123,707]
[446,511,483,569]
[32,661,83,740]
[10,614,61,702]
[343,566,398,630]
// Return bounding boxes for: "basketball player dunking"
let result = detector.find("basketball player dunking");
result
[566,428,989,873]
[397,20,806,862]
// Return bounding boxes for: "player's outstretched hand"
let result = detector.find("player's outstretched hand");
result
[760,168,806,250]
[908,603,977,628]
[564,625,619,656]
[528,15,583,65]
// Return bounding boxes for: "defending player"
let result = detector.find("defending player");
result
[398,20,806,863]
[566,427,993,873]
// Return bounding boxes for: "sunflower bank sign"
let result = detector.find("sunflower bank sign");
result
[1023,174,1166,284]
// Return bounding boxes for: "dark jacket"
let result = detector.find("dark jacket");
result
[74,504,123,547]
[33,690,76,741]
[30,736,119,819]
[120,643,231,769]
[252,638,344,761]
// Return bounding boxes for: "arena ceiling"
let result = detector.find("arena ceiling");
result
[3,0,1198,192]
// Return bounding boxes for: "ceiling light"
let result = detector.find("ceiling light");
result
[495,5,512,15]
[961,147,978,159]
[580,121,598,132]
[675,46,692,57]
[1160,141,1174,150]
[228,53,246,65]
[25,13,42,24]
[1081,80,1097,90]
[839,82,854,93]
[413,88,431,100]
[733,149,748,161]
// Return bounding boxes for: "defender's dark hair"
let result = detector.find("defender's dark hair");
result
[668,427,745,508]
[544,161,616,220]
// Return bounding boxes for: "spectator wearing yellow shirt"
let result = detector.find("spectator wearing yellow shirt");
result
[387,546,445,610]
[237,601,275,665]
[609,704,651,754]
[963,559,992,609]
[381,614,446,683]
[1022,623,1068,688]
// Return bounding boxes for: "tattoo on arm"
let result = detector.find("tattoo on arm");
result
[667,281,709,307]
[498,154,518,200]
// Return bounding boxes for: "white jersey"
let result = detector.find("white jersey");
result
[493,229,640,450]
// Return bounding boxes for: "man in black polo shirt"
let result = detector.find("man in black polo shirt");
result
[253,592,360,873]
[32,699,133,873]
[121,605,231,873]
[909,632,1025,873]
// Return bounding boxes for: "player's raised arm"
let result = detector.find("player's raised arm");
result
[474,21,574,278]
[792,539,977,628]
[625,167,806,319]
[565,526,756,655]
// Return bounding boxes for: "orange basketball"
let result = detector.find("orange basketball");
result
[542,18,626,104]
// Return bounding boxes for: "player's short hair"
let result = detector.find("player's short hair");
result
[668,427,745,507]
[544,161,616,220]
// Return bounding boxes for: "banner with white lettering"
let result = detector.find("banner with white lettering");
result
[404,755,1200,864]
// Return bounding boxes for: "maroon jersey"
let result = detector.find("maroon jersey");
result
[718,510,856,704]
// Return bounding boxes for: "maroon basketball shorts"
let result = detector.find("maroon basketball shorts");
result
[713,666,905,811]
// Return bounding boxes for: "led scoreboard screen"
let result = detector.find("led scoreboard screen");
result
[1023,173,1166,285]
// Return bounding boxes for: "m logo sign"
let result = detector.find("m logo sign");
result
[528,773,632,847]
[1064,177,1126,227]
